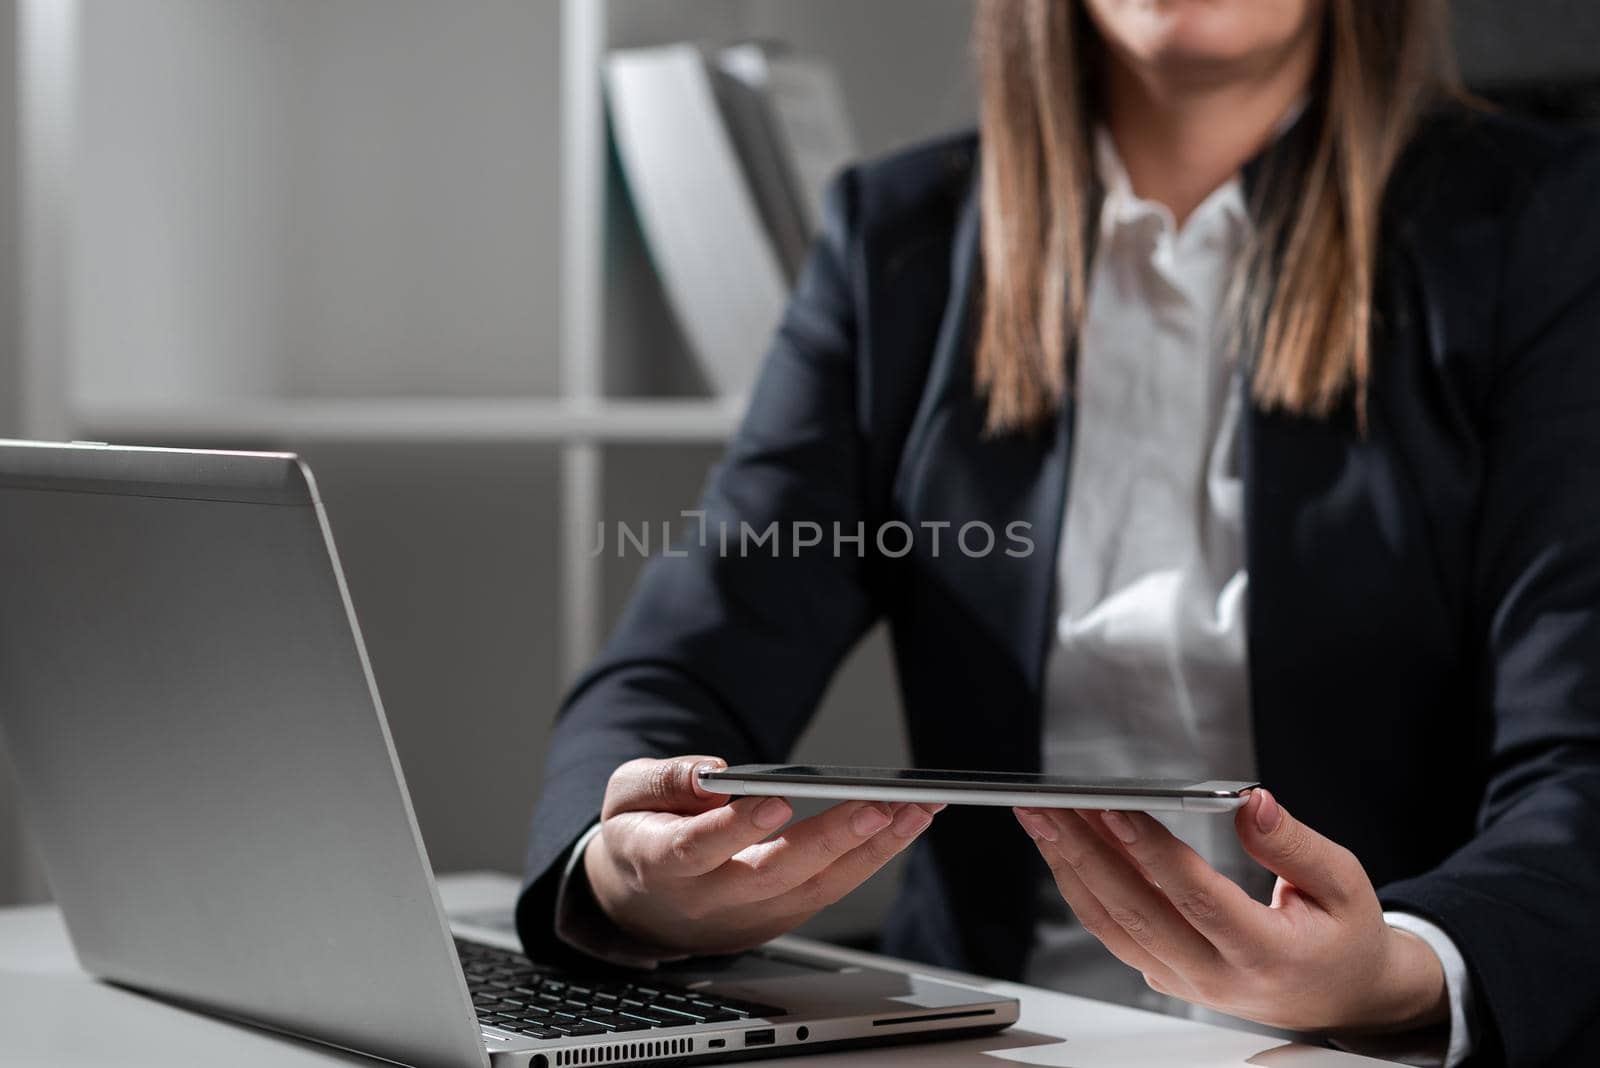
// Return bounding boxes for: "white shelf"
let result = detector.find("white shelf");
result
[16,0,974,686]
[73,396,745,445]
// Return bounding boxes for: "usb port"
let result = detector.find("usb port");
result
[744,1028,776,1047]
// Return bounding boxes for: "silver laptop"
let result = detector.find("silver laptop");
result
[0,440,1018,1068]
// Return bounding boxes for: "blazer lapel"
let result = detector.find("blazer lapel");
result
[1236,104,1388,840]
[892,184,1074,699]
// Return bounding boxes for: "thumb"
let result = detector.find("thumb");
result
[604,755,730,818]
[1235,788,1356,907]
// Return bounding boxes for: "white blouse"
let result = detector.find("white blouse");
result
[1027,131,1474,1068]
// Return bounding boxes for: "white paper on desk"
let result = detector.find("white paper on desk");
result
[985,1026,1362,1068]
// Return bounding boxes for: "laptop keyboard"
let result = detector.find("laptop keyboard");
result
[456,938,787,1041]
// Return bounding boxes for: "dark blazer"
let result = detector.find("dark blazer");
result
[518,103,1600,1067]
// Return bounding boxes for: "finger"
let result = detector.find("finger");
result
[1037,809,1221,974]
[625,794,795,878]
[1234,789,1361,908]
[1016,810,1184,990]
[715,800,895,903]
[1096,809,1275,955]
[1077,811,1160,887]
[603,756,731,819]
[757,802,938,920]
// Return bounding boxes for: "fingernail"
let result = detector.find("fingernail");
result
[892,805,933,838]
[753,797,790,830]
[1253,789,1281,834]
[1101,810,1137,844]
[1019,812,1058,842]
[691,759,724,793]
[851,804,892,836]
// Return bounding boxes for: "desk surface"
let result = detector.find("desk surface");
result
[0,872,1386,1068]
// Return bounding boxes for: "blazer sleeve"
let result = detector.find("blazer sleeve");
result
[1378,134,1600,1066]
[515,170,880,961]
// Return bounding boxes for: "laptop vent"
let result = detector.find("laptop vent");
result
[554,1037,693,1065]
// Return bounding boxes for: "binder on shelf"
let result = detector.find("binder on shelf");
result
[604,41,855,399]
[714,42,857,248]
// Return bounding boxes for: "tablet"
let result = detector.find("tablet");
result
[697,764,1258,813]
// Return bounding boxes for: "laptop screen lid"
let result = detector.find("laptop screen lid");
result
[0,440,487,1068]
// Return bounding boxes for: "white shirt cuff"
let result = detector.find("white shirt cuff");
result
[552,822,686,970]
[1381,911,1476,1068]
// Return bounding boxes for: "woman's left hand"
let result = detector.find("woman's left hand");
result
[1015,789,1448,1035]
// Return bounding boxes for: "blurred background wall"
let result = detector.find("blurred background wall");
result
[0,0,39,907]
[0,0,15,439]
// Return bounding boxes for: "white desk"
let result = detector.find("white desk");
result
[0,872,1386,1067]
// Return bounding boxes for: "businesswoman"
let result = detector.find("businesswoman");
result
[519,1,1600,1064]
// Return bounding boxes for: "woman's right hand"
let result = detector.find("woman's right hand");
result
[583,756,939,957]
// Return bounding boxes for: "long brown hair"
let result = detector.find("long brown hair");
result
[973,0,1454,434]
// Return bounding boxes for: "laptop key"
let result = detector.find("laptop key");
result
[587,1014,649,1032]
[550,1021,609,1037]
[665,1004,742,1023]
[620,1006,697,1027]
[719,998,788,1018]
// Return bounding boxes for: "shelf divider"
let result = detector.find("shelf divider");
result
[72,396,745,445]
